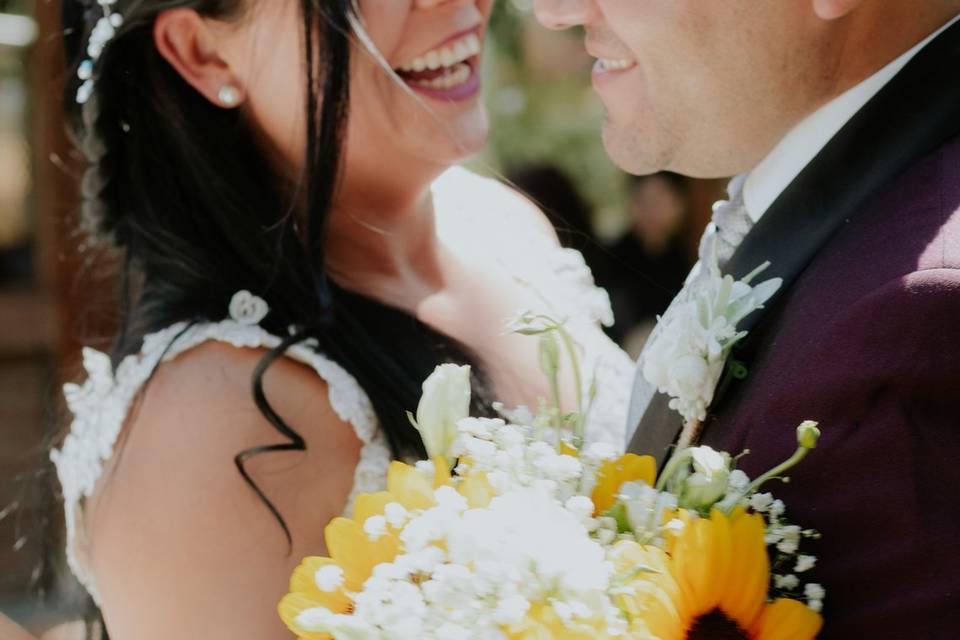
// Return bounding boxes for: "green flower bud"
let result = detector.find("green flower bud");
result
[680,447,732,511]
[797,421,821,450]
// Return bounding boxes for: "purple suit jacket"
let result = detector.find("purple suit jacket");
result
[703,135,960,638]
[628,19,960,638]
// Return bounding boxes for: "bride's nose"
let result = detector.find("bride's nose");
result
[533,0,596,30]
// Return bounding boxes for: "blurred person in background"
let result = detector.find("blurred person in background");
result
[602,172,694,356]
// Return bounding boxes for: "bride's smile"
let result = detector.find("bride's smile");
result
[393,29,482,99]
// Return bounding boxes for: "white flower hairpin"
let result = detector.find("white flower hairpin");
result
[76,0,124,105]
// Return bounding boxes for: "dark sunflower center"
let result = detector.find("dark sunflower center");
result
[686,609,750,640]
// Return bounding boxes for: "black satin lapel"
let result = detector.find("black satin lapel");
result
[627,391,681,467]
[726,18,960,335]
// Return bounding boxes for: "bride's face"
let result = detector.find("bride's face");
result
[240,0,494,187]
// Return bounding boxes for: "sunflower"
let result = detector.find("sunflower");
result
[611,509,822,640]
[278,460,497,638]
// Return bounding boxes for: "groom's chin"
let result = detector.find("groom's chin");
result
[600,119,662,177]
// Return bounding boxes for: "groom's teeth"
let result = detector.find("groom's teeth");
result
[397,33,482,73]
[599,58,636,71]
[408,62,472,90]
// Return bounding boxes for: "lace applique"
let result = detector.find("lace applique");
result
[504,234,635,450]
[228,290,270,326]
[50,292,390,604]
[431,166,635,451]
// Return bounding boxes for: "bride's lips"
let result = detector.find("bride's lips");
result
[393,28,483,103]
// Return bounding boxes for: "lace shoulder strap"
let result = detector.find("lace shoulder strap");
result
[50,291,390,603]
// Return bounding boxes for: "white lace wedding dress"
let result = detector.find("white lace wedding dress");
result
[50,167,635,605]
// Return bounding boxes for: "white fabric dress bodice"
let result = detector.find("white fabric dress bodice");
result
[50,167,635,604]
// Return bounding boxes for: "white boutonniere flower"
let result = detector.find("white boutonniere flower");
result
[643,235,782,426]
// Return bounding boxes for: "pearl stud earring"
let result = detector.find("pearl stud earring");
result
[218,85,240,107]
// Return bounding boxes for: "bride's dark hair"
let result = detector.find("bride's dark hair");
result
[57,0,489,634]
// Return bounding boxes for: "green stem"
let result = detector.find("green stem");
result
[655,448,691,493]
[547,364,564,450]
[741,446,811,497]
[555,323,585,447]
[721,441,814,515]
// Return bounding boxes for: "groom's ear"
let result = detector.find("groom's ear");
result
[812,0,863,20]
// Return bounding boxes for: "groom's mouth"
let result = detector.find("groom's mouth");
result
[591,56,638,96]
[593,57,638,75]
[394,30,483,103]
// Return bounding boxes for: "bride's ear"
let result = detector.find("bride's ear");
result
[154,9,246,108]
[812,0,863,20]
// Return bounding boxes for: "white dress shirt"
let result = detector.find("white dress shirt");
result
[742,13,960,223]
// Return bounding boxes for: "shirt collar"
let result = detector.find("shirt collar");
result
[740,13,960,223]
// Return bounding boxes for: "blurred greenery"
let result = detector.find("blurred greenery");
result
[474,0,629,238]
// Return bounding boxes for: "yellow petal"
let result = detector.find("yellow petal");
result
[705,510,734,611]
[458,471,495,508]
[720,512,769,628]
[288,557,353,613]
[671,515,720,617]
[324,517,400,590]
[352,492,392,525]
[559,440,580,457]
[278,592,335,640]
[610,541,686,640]
[508,603,606,640]
[591,454,657,513]
[751,598,823,640]
[387,461,436,511]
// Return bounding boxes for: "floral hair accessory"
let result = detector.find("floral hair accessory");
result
[76,0,124,105]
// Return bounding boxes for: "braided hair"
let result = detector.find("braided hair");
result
[57,0,492,635]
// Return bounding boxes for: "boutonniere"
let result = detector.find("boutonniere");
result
[642,235,782,446]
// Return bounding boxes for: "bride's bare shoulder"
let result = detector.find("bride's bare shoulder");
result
[86,341,361,638]
[432,166,559,246]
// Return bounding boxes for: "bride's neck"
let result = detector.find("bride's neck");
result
[325,172,446,309]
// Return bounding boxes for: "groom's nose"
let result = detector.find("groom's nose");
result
[533,0,596,30]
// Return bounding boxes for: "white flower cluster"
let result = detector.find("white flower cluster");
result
[296,419,629,639]
[642,236,782,424]
[451,418,589,499]
[751,491,825,613]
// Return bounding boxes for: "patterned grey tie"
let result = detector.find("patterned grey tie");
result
[706,174,753,268]
[625,175,755,448]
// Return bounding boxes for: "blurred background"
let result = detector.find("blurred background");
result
[0,0,723,634]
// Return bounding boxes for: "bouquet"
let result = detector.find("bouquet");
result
[278,319,825,639]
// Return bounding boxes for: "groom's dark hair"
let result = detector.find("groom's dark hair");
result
[51,1,492,636]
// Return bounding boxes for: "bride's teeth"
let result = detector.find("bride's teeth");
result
[396,32,483,75]
[408,62,472,90]
[440,47,455,67]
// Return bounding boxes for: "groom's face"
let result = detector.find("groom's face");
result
[534,0,834,177]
